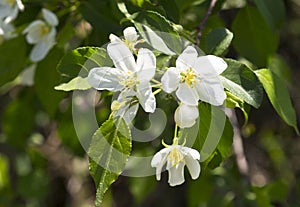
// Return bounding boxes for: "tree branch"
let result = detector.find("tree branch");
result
[225,108,249,176]
[196,0,218,46]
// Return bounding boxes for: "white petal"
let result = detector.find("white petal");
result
[136,48,156,81]
[136,81,156,113]
[116,103,139,124]
[107,42,137,72]
[161,67,180,93]
[23,20,46,44]
[194,55,227,77]
[88,67,125,92]
[151,147,171,181]
[168,162,185,186]
[182,147,200,160]
[16,0,24,11]
[185,155,201,180]
[176,83,199,106]
[123,26,138,43]
[4,5,18,23]
[42,8,58,26]
[109,33,122,43]
[30,39,54,62]
[0,5,11,19]
[174,104,199,128]
[196,77,226,106]
[176,46,198,71]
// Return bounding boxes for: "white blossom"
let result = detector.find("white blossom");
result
[23,8,58,62]
[0,0,24,23]
[0,19,16,40]
[109,27,141,51]
[151,139,201,186]
[88,41,156,123]
[161,46,227,128]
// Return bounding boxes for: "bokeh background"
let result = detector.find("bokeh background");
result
[0,0,300,206]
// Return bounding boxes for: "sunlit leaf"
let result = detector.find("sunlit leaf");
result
[255,69,299,133]
[221,59,263,108]
[54,76,91,91]
[89,118,132,206]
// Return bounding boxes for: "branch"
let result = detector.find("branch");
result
[225,108,249,176]
[196,0,218,46]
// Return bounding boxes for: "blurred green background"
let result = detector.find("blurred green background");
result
[0,0,300,206]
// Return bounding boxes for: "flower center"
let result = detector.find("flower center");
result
[120,71,139,89]
[5,0,15,6]
[39,25,50,37]
[169,147,184,167]
[180,68,197,87]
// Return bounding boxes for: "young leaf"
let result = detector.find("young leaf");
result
[221,59,263,108]
[54,76,91,91]
[204,27,233,56]
[255,69,299,133]
[232,6,278,67]
[88,118,132,206]
[57,47,112,83]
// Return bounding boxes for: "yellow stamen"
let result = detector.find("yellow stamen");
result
[180,68,197,87]
[169,147,184,167]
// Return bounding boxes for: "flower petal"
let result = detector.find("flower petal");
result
[168,162,185,186]
[193,55,227,77]
[174,104,199,128]
[182,147,200,160]
[116,103,139,124]
[23,20,46,44]
[16,0,24,11]
[88,67,125,92]
[176,83,199,106]
[42,8,58,26]
[107,42,137,72]
[185,155,201,180]
[151,147,171,181]
[195,77,226,106]
[161,67,180,93]
[123,26,138,43]
[136,81,156,113]
[136,48,156,81]
[30,39,54,61]
[109,33,122,43]
[176,46,198,71]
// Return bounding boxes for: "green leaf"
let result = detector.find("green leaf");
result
[57,47,112,83]
[180,103,233,167]
[204,27,233,56]
[232,6,279,67]
[253,0,285,31]
[0,36,27,87]
[88,118,132,206]
[225,91,250,124]
[35,47,65,117]
[255,69,299,133]
[54,76,91,91]
[132,10,183,54]
[2,89,36,148]
[221,59,263,108]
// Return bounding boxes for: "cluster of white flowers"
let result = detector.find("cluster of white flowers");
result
[0,1,58,62]
[88,26,228,186]
[23,8,58,62]
[0,0,24,40]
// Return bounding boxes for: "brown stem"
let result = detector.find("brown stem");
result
[196,0,218,46]
[225,108,249,176]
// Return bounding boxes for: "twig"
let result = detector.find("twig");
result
[196,0,218,46]
[225,108,249,176]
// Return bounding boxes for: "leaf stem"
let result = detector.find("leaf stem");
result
[196,0,218,46]
[153,88,162,95]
